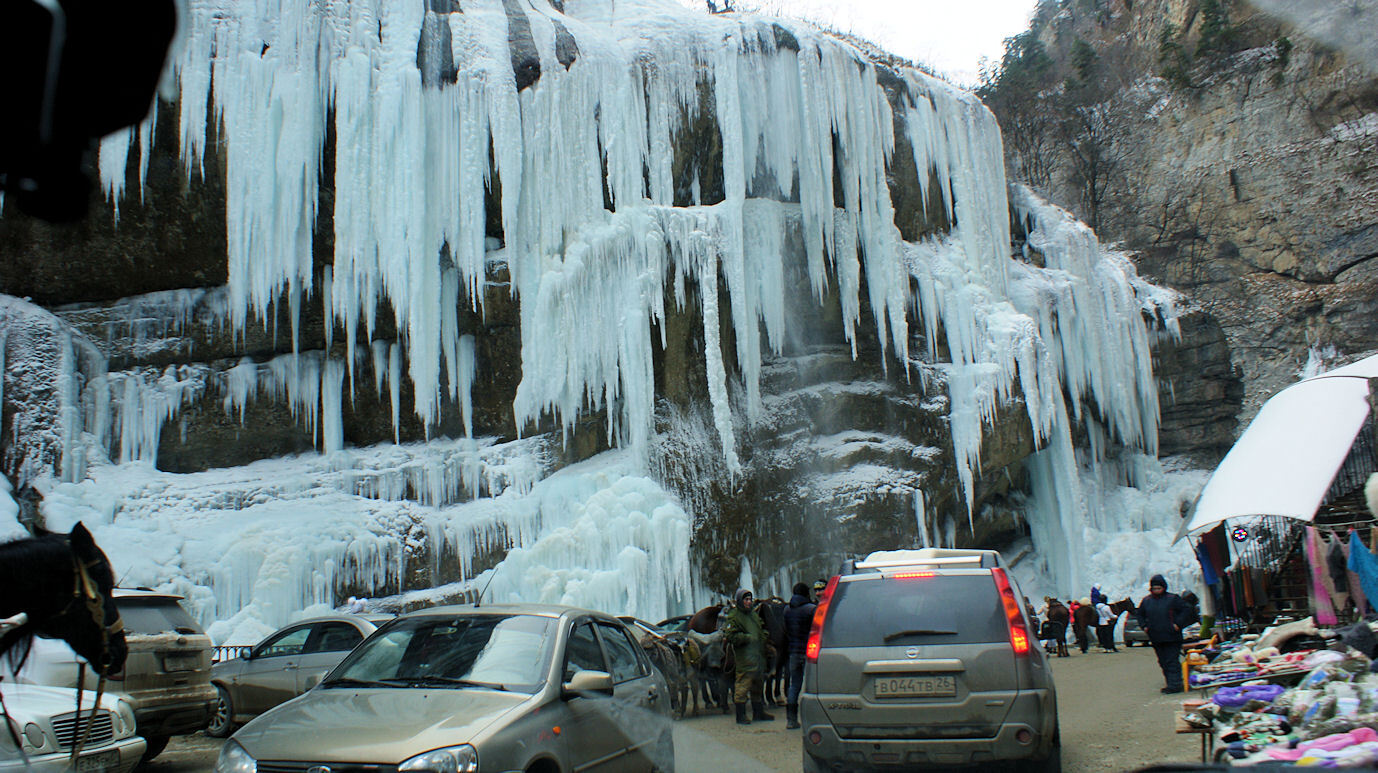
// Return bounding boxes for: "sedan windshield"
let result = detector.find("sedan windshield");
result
[325,614,554,694]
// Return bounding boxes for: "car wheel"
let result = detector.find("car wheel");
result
[207,685,235,738]
[648,730,675,773]
[142,735,170,761]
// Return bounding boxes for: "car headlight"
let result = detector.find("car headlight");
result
[116,701,136,736]
[398,744,478,773]
[22,723,48,750]
[214,739,257,773]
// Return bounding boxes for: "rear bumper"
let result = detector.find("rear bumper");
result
[800,689,1054,769]
[130,691,217,737]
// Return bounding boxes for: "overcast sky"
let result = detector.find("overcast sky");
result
[675,0,1040,86]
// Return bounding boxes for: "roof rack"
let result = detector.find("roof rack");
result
[849,548,1006,573]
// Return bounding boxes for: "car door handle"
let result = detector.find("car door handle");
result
[282,663,298,670]
[647,688,659,703]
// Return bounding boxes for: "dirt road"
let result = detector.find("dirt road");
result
[674,643,1205,772]
[145,644,1203,771]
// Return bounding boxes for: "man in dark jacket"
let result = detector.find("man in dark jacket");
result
[724,587,773,725]
[1137,574,1192,693]
[782,582,817,729]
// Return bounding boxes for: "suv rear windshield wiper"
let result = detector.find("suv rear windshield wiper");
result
[320,677,396,689]
[883,629,957,642]
[380,676,509,691]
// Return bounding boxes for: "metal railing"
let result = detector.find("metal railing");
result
[212,645,253,663]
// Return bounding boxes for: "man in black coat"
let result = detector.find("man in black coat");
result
[1136,574,1192,693]
[782,581,818,729]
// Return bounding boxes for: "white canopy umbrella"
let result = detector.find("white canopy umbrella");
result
[1178,354,1378,540]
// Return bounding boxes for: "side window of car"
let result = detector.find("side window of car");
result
[257,626,312,658]
[309,623,364,653]
[597,624,645,684]
[564,622,606,682]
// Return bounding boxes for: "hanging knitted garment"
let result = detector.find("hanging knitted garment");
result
[1306,527,1339,625]
[1344,531,1369,615]
[1349,530,1378,611]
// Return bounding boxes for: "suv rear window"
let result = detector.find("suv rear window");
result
[116,598,203,635]
[821,574,1009,647]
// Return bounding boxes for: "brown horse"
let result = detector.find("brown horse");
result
[687,603,723,634]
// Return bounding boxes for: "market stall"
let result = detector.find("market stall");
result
[1177,618,1378,765]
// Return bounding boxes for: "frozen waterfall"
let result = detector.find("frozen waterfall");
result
[10,0,1190,636]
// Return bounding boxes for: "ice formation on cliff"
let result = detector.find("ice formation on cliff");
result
[4,0,1189,634]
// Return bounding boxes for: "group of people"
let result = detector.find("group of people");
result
[1033,574,1202,694]
[1028,590,1120,657]
[720,579,826,730]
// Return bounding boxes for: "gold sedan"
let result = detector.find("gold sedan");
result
[214,604,675,773]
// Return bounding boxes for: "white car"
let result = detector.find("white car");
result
[0,683,146,773]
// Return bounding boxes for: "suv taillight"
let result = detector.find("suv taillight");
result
[805,576,839,662]
[991,568,1030,655]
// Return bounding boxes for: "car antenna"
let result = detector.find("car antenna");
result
[474,569,498,608]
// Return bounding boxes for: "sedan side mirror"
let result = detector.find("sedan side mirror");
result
[562,670,614,699]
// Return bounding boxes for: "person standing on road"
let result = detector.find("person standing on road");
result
[1095,597,1119,652]
[1137,574,1192,693]
[724,588,774,725]
[1072,597,1097,654]
[783,582,817,730]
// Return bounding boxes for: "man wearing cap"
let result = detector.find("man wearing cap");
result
[811,579,827,603]
[723,588,774,725]
[1136,574,1192,693]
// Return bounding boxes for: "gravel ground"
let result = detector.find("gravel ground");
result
[137,644,1208,772]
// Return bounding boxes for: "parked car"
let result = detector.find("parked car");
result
[215,604,675,773]
[0,683,146,773]
[619,616,673,642]
[207,613,389,737]
[1123,614,1150,647]
[4,589,216,761]
[801,548,1060,772]
[655,614,692,633]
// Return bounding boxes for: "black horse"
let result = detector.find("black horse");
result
[0,523,127,678]
[755,598,788,706]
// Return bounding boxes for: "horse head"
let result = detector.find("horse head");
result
[0,523,127,677]
[1109,597,1136,617]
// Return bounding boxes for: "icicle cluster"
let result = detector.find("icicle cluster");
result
[67,0,1186,616]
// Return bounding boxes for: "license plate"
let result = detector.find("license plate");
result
[164,653,199,672]
[76,749,119,772]
[873,675,956,698]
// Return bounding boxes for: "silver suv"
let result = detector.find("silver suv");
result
[801,549,1059,772]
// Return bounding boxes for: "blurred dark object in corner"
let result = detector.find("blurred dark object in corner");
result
[0,0,176,222]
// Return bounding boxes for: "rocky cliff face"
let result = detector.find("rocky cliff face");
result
[987,0,1378,444]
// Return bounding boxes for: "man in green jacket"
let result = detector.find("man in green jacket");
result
[723,587,774,725]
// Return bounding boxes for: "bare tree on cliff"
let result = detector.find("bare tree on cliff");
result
[1060,103,1126,231]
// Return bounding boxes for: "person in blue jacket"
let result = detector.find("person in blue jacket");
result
[782,582,817,729]
[1136,574,1193,693]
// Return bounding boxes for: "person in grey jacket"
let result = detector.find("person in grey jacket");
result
[1136,574,1192,693]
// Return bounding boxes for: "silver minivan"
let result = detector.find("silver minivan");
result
[801,549,1059,772]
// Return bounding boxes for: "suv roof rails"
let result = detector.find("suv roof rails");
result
[852,548,1006,572]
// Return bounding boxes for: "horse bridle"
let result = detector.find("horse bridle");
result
[0,552,125,769]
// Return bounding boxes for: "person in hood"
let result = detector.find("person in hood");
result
[782,582,818,729]
[723,588,774,725]
[1136,574,1192,693]
[1072,597,1097,654]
